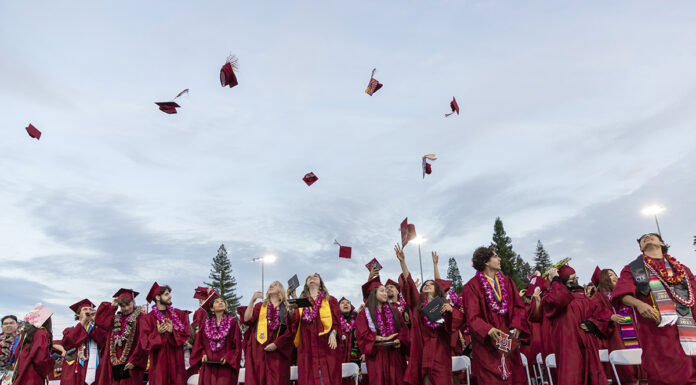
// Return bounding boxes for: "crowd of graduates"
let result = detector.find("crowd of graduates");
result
[1,232,695,385]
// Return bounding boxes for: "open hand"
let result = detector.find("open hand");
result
[328,333,338,349]
[252,291,264,302]
[440,303,453,313]
[636,302,660,323]
[547,268,559,280]
[394,244,405,262]
[487,327,503,341]
[432,251,439,264]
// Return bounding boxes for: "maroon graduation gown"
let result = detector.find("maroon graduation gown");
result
[140,308,191,385]
[94,302,148,385]
[462,274,528,385]
[613,261,696,385]
[290,294,342,385]
[542,279,608,385]
[189,315,242,385]
[242,302,295,385]
[11,328,54,385]
[355,307,410,385]
[519,300,542,368]
[399,274,463,385]
[59,322,107,385]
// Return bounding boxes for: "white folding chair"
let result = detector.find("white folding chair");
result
[536,353,546,385]
[237,367,245,384]
[342,362,360,385]
[361,362,368,374]
[520,352,533,385]
[599,349,609,363]
[609,348,642,385]
[187,374,199,385]
[290,366,299,381]
[450,355,471,385]
[545,354,556,385]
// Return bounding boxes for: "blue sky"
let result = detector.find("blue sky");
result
[2,1,696,334]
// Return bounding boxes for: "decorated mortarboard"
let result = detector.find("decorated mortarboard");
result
[385,279,401,292]
[591,266,601,287]
[155,89,188,114]
[220,55,239,88]
[303,172,318,186]
[69,299,95,314]
[24,303,52,328]
[25,124,42,140]
[193,286,209,300]
[445,97,459,117]
[113,288,139,300]
[494,326,519,357]
[200,289,220,310]
[422,154,437,178]
[365,258,382,272]
[400,217,417,247]
[334,239,352,259]
[361,276,382,299]
[365,68,383,96]
[146,282,164,303]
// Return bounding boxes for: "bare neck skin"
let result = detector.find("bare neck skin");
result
[643,244,663,259]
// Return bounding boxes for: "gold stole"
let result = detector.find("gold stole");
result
[294,297,332,347]
[257,303,270,344]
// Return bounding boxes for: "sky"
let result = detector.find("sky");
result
[1,1,695,336]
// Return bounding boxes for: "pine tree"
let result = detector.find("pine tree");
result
[205,244,242,313]
[533,240,552,273]
[491,217,531,288]
[446,257,464,293]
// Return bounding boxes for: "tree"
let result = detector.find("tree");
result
[446,257,464,293]
[491,217,532,288]
[533,240,552,274]
[205,244,242,313]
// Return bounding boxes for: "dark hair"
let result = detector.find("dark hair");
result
[300,273,329,299]
[158,285,172,296]
[117,298,133,307]
[23,317,53,348]
[1,315,18,324]
[418,280,446,309]
[472,246,495,272]
[636,233,669,254]
[365,287,401,332]
[206,296,231,318]
[597,269,616,292]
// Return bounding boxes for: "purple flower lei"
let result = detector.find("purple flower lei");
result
[340,314,356,334]
[422,298,444,329]
[476,271,509,316]
[396,295,408,314]
[267,303,280,331]
[151,305,185,332]
[375,303,397,336]
[447,290,464,311]
[204,314,233,352]
[301,291,325,323]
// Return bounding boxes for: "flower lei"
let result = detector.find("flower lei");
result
[476,271,509,316]
[110,307,142,365]
[301,291,325,323]
[0,333,17,366]
[375,304,397,336]
[447,290,464,311]
[151,305,185,332]
[643,254,695,307]
[340,314,356,334]
[396,295,408,314]
[267,303,281,331]
[204,315,233,352]
[422,298,444,329]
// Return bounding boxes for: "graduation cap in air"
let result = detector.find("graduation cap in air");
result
[114,288,139,300]
[220,55,239,88]
[193,286,209,300]
[155,89,189,114]
[591,266,601,287]
[25,124,42,140]
[24,304,53,328]
[400,217,417,247]
[334,239,352,259]
[200,290,220,310]
[365,68,383,96]
[303,172,318,186]
[365,257,382,272]
[445,97,459,117]
[422,154,437,178]
[69,299,96,314]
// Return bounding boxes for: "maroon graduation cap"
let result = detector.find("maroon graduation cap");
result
[303,172,318,186]
[400,217,417,247]
[25,124,42,140]
[365,258,382,271]
[494,327,519,357]
[155,89,188,114]
[445,97,459,117]
[220,55,239,88]
[69,299,95,314]
[334,240,352,259]
[365,68,383,96]
[591,266,601,287]
[422,154,437,179]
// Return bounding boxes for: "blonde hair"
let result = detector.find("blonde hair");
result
[263,281,290,307]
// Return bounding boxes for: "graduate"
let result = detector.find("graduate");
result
[94,288,148,385]
[1,315,20,372]
[462,246,528,385]
[190,290,242,385]
[612,233,696,385]
[11,304,55,385]
[241,281,295,385]
[394,244,463,385]
[60,299,106,385]
[385,279,410,329]
[338,296,361,383]
[543,264,608,385]
[356,276,409,385]
[519,274,545,379]
[140,282,190,385]
[290,273,342,385]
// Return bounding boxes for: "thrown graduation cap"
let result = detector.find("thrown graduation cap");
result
[303,172,318,186]
[155,89,189,114]
[445,97,459,117]
[400,217,417,247]
[365,258,382,271]
[365,68,383,96]
[220,54,239,88]
[334,240,352,259]
[25,124,42,140]
[422,154,437,178]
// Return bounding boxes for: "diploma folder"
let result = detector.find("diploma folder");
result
[112,364,131,381]
[288,298,313,308]
[288,274,300,293]
[422,296,445,323]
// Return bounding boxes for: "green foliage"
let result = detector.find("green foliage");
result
[204,244,242,312]
[491,217,533,289]
[446,257,464,293]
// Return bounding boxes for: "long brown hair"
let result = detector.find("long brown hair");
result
[365,287,401,332]
[300,273,330,299]
[597,269,616,292]
[23,317,53,348]
[418,280,445,309]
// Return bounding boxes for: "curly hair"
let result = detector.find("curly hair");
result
[472,246,495,272]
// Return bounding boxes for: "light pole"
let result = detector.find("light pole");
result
[252,255,277,293]
[413,236,426,283]
[641,205,665,237]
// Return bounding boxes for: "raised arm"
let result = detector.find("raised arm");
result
[244,292,263,323]
[394,244,410,280]
[432,251,441,280]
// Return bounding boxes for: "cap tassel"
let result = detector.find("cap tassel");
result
[174,89,189,100]
[226,54,239,70]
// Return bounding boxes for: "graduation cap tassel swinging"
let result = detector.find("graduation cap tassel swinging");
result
[445,97,459,117]
[365,68,383,96]
[220,54,239,88]
[422,154,437,178]
[155,89,189,114]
